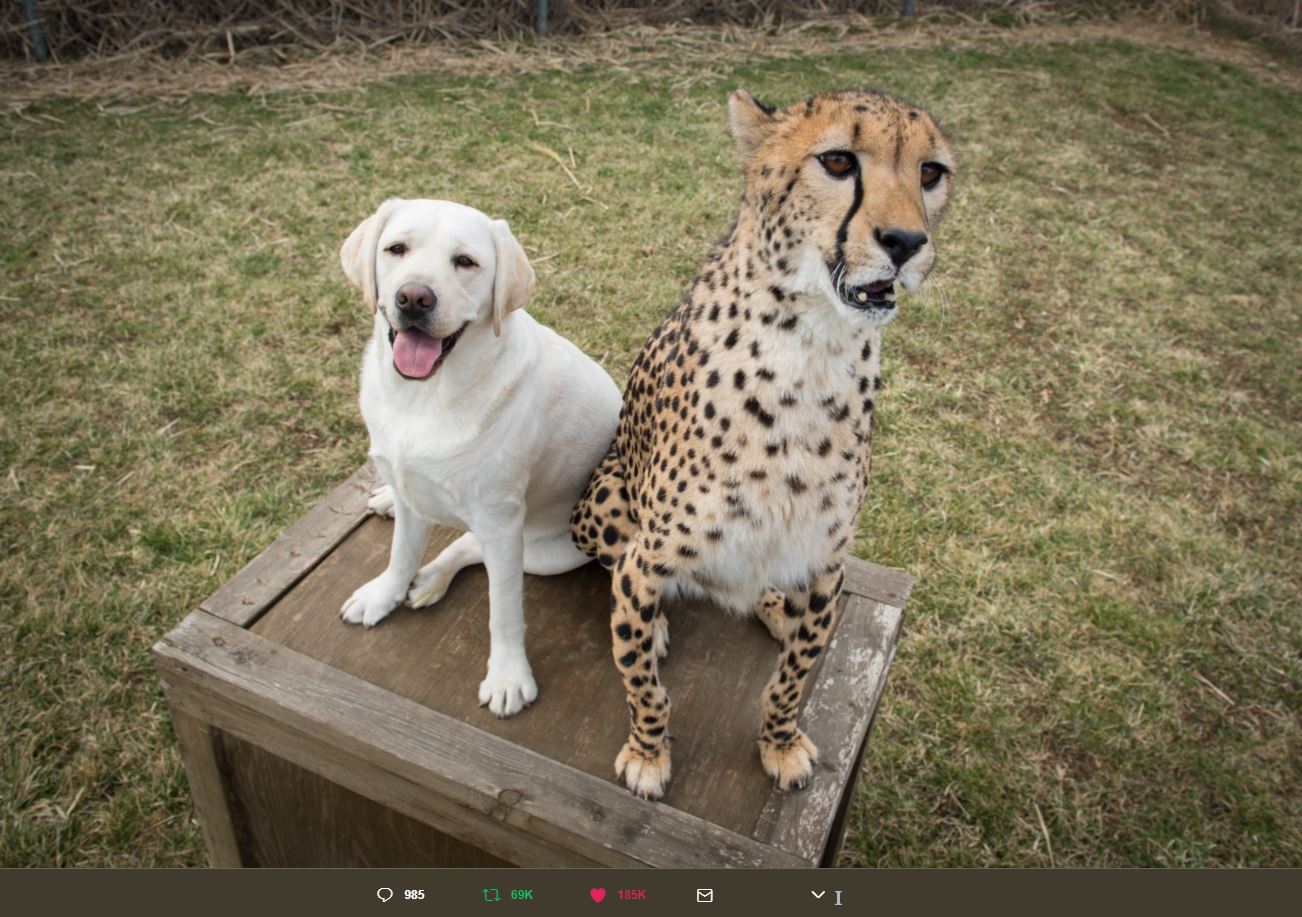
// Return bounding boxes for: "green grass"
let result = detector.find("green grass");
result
[2,31,1299,867]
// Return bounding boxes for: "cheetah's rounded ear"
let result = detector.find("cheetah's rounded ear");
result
[728,89,777,167]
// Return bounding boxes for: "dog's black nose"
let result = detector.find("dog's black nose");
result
[875,228,928,267]
[395,283,437,314]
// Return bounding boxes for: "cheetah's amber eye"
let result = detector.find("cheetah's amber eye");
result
[921,162,947,190]
[817,151,857,179]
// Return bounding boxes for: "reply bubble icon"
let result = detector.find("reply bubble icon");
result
[377,888,394,902]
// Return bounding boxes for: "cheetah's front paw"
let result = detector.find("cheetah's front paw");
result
[615,739,672,800]
[759,729,819,790]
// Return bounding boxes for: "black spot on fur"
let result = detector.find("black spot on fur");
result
[744,398,775,427]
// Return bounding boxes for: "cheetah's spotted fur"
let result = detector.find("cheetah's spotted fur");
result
[571,88,955,799]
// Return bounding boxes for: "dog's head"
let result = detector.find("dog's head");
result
[729,88,955,327]
[340,198,534,380]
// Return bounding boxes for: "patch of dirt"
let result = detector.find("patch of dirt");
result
[1,14,1298,113]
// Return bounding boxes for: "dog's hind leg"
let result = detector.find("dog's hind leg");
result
[367,484,396,518]
[523,529,592,575]
[408,527,592,609]
[408,531,482,608]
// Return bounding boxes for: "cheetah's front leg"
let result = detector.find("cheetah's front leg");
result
[757,563,844,790]
[610,536,672,799]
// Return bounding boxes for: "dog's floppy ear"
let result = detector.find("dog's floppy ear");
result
[341,198,402,312]
[490,219,534,337]
[728,89,778,168]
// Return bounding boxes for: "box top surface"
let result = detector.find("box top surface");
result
[169,466,911,866]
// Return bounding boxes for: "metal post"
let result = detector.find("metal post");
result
[21,0,49,62]
[535,0,549,37]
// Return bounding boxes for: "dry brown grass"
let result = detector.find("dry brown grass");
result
[2,2,1204,62]
[2,10,1298,113]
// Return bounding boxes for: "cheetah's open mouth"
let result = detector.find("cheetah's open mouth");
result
[843,279,896,312]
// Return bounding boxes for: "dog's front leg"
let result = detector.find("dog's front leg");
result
[340,492,432,628]
[476,509,537,717]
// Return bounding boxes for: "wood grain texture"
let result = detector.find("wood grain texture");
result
[216,732,512,868]
[199,465,377,626]
[841,559,915,609]
[167,706,245,867]
[821,709,875,867]
[157,611,808,868]
[162,677,606,868]
[250,515,905,850]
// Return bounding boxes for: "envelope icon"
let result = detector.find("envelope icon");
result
[696,889,714,903]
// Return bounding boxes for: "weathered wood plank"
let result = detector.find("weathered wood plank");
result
[752,594,905,861]
[253,515,816,838]
[215,732,513,868]
[199,465,377,626]
[161,678,600,868]
[842,556,915,609]
[156,610,809,868]
[821,702,876,866]
[166,705,245,867]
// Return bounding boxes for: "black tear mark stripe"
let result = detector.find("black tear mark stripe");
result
[832,165,865,281]
[892,108,905,170]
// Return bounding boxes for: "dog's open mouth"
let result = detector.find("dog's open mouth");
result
[843,279,896,311]
[388,325,464,380]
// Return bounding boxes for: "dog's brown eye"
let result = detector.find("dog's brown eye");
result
[818,151,856,178]
[385,242,408,256]
[453,255,477,269]
[921,162,946,190]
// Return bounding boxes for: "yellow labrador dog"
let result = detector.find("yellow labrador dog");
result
[338,198,620,716]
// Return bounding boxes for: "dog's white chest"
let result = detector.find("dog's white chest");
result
[362,366,476,528]
[368,437,469,527]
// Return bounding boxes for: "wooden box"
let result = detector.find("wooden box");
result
[154,465,913,868]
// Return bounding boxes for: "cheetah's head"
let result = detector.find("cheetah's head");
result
[729,88,955,327]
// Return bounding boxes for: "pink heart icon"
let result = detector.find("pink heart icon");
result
[590,888,607,903]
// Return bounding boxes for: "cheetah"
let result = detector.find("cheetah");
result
[571,88,955,799]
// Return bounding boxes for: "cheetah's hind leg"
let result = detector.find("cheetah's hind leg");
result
[570,445,637,571]
[753,587,789,642]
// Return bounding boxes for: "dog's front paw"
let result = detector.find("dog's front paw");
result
[340,575,406,628]
[759,730,819,791]
[367,484,396,518]
[478,656,538,717]
[615,739,672,800]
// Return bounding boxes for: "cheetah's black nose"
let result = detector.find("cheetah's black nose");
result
[874,228,928,267]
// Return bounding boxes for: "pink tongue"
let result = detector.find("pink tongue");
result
[392,328,443,379]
